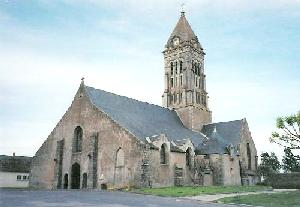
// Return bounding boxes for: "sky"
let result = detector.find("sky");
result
[0,0,299,160]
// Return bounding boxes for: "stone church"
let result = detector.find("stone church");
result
[30,12,259,190]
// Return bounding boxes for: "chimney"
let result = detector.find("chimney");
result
[13,152,15,157]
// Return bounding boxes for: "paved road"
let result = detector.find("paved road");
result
[0,189,239,207]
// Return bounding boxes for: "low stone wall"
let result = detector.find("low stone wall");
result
[268,172,300,189]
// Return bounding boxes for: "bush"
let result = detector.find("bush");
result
[267,173,300,189]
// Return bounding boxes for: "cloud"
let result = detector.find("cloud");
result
[54,0,300,14]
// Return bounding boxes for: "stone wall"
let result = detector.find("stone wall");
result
[147,148,186,187]
[238,119,258,185]
[30,85,144,189]
[176,106,212,132]
[145,135,195,187]
[221,154,241,185]
[194,154,241,186]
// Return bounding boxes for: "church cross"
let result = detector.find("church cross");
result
[181,3,186,14]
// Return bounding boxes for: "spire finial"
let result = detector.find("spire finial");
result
[81,77,85,84]
[181,3,186,16]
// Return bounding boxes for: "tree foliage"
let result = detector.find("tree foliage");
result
[258,152,281,178]
[282,147,300,172]
[270,111,300,149]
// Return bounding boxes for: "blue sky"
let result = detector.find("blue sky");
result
[0,0,299,159]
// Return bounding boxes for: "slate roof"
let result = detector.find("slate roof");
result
[0,155,32,173]
[85,86,206,146]
[200,120,243,154]
[166,13,202,48]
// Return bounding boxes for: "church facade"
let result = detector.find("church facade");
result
[30,12,259,190]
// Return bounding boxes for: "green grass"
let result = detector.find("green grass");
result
[132,185,272,197]
[219,191,300,207]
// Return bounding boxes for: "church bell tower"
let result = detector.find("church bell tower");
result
[162,11,212,131]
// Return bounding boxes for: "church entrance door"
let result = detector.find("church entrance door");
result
[71,163,80,189]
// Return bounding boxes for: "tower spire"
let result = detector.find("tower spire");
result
[162,12,212,131]
[165,10,202,49]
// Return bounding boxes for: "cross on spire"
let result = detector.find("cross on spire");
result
[181,3,186,15]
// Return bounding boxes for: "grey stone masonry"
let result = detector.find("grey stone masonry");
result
[162,12,212,131]
[54,139,64,189]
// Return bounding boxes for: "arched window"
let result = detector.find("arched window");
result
[171,62,174,75]
[192,60,194,70]
[247,143,251,170]
[180,61,183,73]
[160,144,167,164]
[197,63,201,76]
[169,94,173,104]
[186,147,192,168]
[116,148,125,167]
[179,93,182,103]
[82,173,87,189]
[73,126,83,152]
[180,75,183,86]
[63,173,68,189]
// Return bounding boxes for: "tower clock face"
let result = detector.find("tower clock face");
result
[173,37,179,46]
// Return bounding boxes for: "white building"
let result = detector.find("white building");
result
[0,154,32,188]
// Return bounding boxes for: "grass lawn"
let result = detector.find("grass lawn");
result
[219,191,300,207]
[132,185,272,197]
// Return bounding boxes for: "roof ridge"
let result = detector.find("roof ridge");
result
[0,155,32,158]
[203,119,243,126]
[85,85,173,112]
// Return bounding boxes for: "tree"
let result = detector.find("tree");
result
[258,152,281,178]
[270,111,300,149]
[282,147,300,172]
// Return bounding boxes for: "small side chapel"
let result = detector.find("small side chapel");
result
[30,12,259,190]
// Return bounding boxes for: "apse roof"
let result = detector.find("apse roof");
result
[200,120,243,154]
